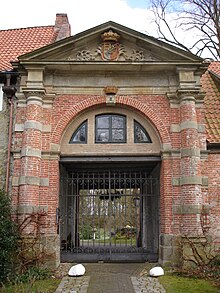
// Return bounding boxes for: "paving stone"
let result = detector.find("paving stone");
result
[54,263,166,293]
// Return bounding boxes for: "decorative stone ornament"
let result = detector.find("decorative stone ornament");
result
[71,30,150,61]
[68,264,86,276]
[101,29,120,42]
[106,94,116,105]
[104,86,118,95]
[104,86,118,105]
[96,30,125,61]
[149,267,164,277]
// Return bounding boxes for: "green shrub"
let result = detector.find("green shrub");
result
[0,189,18,283]
[211,254,220,266]
[14,266,51,284]
[0,278,60,293]
[79,224,93,239]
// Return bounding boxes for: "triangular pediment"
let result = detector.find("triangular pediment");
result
[17,21,203,65]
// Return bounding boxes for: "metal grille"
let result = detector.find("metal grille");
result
[59,168,159,262]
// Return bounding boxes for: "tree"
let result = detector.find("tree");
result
[149,0,220,60]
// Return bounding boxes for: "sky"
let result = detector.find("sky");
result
[0,0,210,58]
[0,0,153,35]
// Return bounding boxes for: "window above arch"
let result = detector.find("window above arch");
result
[68,116,153,145]
[95,114,126,143]
[69,120,87,144]
[134,120,152,143]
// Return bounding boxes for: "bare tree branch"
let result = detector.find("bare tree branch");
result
[149,0,220,60]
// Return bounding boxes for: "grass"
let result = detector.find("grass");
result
[0,278,60,293]
[81,235,137,245]
[94,237,136,245]
[159,275,219,293]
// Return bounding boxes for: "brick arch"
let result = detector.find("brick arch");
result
[51,95,171,145]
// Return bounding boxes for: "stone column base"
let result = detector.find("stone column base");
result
[159,233,182,267]
[19,234,60,269]
[40,234,60,268]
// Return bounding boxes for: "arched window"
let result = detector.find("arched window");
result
[69,120,87,143]
[134,120,152,143]
[95,114,126,143]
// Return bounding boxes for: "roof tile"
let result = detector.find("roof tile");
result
[0,26,57,71]
[201,62,220,143]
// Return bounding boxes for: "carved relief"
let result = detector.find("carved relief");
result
[75,50,95,61]
[67,30,158,61]
[23,90,45,99]
[96,30,125,61]
[127,50,145,61]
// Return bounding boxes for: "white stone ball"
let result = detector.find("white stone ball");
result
[68,264,86,276]
[149,266,164,277]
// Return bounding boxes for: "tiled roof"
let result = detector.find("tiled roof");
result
[201,62,220,143]
[0,23,219,144]
[0,26,58,71]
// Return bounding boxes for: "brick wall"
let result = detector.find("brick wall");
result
[204,153,220,239]
[8,54,220,270]
[11,87,220,266]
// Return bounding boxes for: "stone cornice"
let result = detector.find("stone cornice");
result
[167,89,205,105]
[22,88,46,98]
[177,88,205,101]
[17,61,204,74]
[15,90,56,107]
[161,149,181,159]
[41,151,60,160]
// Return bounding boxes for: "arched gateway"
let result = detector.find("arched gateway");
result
[12,21,207,267]
[59,104,162,262]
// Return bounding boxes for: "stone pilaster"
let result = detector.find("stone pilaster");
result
[178,88,203,235]
[18,90,44,217]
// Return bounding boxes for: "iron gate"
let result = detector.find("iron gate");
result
[59,167,159,262]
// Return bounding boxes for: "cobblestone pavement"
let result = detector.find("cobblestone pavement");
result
[54,263,166,293]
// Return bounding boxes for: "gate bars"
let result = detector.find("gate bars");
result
[59,168,159,262]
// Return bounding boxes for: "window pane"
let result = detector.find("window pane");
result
[135,127,148,142]
[97,129,109,142]
[95,114,126,143]
[73,125,86,142]
[112,116,124,128]
[134,121,152,143]
[70,121,87,143]
[97,116,109,128]
[112,129,124,141]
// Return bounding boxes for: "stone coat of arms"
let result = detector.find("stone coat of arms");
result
[97,30,125,61]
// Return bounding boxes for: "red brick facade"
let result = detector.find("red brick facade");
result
[1,20,219,267]
[12,91,218,264]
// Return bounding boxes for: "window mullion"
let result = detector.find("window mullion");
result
[110,116,113,142]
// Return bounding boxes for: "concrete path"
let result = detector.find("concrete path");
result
[54,263,166,293]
